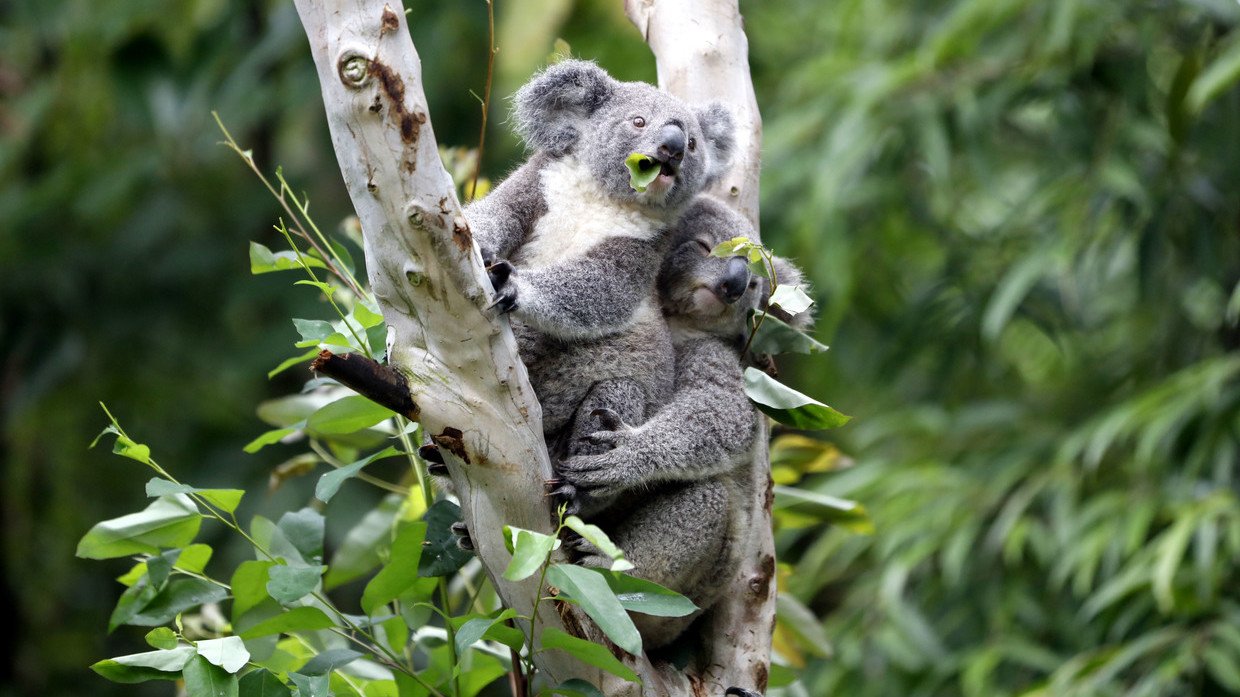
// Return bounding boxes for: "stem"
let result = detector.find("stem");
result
[309,441,408,496]
[468,0,496,201]
[274,221,374,360]
[740,250,779,357]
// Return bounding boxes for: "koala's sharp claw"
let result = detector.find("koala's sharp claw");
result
[547,484,576,500]
[419,444,445,465]
[544,477,562,493]
[590,408,625,431]
[450,521,475,552]
[724,689,763,697]
[427,462,449,477]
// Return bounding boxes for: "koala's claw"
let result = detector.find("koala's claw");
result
[449,521,475,552]
[581,431,621,450]
[546,482,582,515]
[419,444,445,465]
[426,462,449,477]
[485,260,518,313]
[724,689,763,697]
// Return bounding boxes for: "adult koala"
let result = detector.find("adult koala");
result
[558,196,810,650]
[465,60,735,492]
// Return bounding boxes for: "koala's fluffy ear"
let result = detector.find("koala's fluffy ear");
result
[514,60,617,156]
[695,102,737,183]
[764,256,814,329]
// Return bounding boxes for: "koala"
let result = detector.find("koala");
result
[463,60,736,511]
[557,196,811,649]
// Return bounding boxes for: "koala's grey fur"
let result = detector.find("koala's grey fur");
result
[464,60,736,508]
[558,196,812,649]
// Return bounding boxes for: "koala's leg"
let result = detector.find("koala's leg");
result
[580,481,730,649]
[551,378,649,516]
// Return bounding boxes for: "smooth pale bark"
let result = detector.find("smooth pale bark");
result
[627,1,778,694]
[294,1,771,694]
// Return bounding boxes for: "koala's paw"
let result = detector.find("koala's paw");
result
[555,454,629,505]
[545,477,582,516]
[450,521,476,553]
[486,259,518,313]
[575,408,637,453]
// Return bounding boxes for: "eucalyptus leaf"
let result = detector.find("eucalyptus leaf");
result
[563,516,634,572]
[361,521,426,615]
[91,647,196,683]
[77,494,201,560]
[502,526,560,582]
[196,636,250,674]
[540,628,639,683]
[306,396,395,435]
[546,563,642,655]
[743,368,851,430]
[624,152,660,192]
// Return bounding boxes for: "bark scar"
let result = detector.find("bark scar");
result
[431,427,470,464]
[367,59,427,161]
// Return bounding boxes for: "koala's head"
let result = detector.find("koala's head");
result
[659,197,810,345]
[514,60,735,211]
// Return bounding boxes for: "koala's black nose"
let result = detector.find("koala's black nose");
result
[657,124,686,163]
[718,256,750,304]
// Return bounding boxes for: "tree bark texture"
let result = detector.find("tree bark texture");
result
[294,1,772,695]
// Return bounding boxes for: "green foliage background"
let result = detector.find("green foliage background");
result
[2,0,1239,695]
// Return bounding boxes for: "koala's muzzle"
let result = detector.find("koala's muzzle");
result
[657,124,687,167]
[718,256,750,304]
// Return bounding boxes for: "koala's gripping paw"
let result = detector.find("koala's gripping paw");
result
[486,259,518,313]
[450,521,476,553]
[555,453,631,505]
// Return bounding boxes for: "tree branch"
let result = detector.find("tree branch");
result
[310,350,419,420]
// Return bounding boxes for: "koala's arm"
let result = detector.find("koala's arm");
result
[506,235,666,340]
[463,154,548,262]
[558,337,758,492]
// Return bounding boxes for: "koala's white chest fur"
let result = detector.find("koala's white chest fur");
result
[516,157,666,269]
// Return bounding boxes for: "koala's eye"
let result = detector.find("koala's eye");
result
[688,137,697,151]
[632,116,646,128]
[695,239,713,255]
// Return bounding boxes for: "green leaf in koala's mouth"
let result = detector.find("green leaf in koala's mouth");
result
[625,152,661,193]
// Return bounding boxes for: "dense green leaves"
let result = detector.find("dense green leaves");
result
[361,522,426,615]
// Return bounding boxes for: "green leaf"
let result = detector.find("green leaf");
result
[748,313,829,355]
[292,318,335,345]
[288,672,330,697]
[268,348,322,379]
[230,561,276,621]
[249,241,326,275]
[1153,514,1195,613]
[184,654,239,697]
[77,494,202,560]
[325,494,402,589]
[710,236,759,260]
[265,564,325,605]
[316,446,400,503]
[91,647,196,683]
[545,678,606,697]
[111,576,162,632]
[130,578,230,626]
[279,508,326,564]
[145,627,179,650]
[242,427,300,454]
[145,479,245,514]
[768,284,814,316]
[238,669,292,697]
[237,606,336,639]
[454,609,517,657]
[600,571,698,618]
[563,516,634,572]
[196,636,250,674]
[362,521,427,615]
[743,368,851,430]
[306,396,396,435]
[502,526,560,581]
[624,152,660,192]
[546,564,642,655]
[299,648,364,675]
[772,485,872,533]
[419,499,474,577]
[540,627,639,683]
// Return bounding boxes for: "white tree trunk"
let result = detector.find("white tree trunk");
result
[627,2,777,694]
[294,1,772,695]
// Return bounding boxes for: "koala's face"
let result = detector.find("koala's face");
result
[658,199,760,340]
[514,60,736,213]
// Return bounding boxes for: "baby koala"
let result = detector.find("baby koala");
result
[557,196,810,648]
[464,60,735,488]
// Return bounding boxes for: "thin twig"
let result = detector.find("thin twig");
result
[468,0,496,201]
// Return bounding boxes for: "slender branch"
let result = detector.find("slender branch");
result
[468,0,496,201]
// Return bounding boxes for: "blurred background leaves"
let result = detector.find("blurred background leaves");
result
[2,0,1239,695]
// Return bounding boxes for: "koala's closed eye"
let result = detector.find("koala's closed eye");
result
[694,239,712,254]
